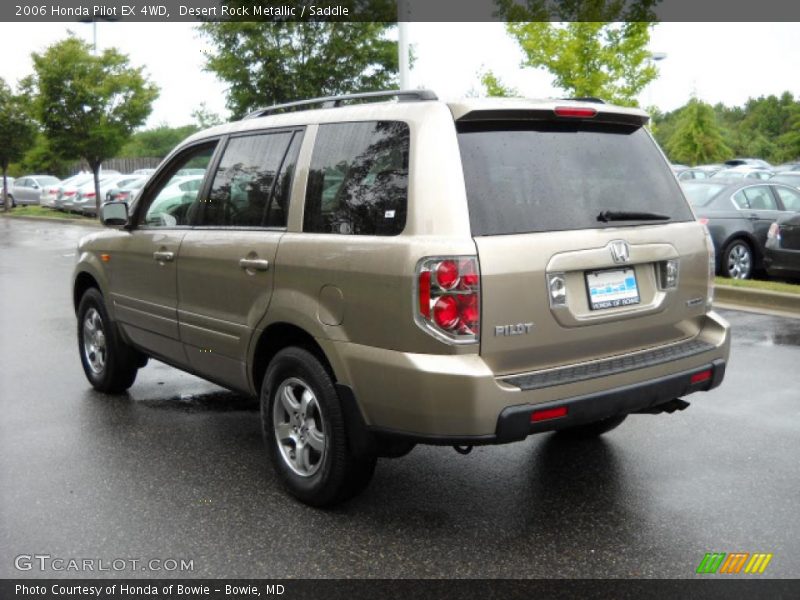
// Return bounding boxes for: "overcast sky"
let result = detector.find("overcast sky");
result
[0,22,798,128]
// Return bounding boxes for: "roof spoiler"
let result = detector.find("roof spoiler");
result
[455,108,649,128]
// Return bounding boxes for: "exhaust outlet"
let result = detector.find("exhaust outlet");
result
[636,398,691,415]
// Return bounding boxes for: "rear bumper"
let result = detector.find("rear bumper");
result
[330,311,730,441]
[764,247,800,278]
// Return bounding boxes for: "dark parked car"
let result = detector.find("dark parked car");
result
[683,180,800,279]
[765,215,800,279]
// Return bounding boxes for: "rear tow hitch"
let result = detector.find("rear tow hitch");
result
[453,445,473,455]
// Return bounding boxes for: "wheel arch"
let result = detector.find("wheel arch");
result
[721,232,763,267]
[249,322,341,397]
[73,270,102,315]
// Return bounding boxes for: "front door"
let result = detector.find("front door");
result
[109,142,219,366]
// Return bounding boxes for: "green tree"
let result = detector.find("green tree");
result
[498,0,660,106]
[29,37,158,212]
[199,22,398,119]
[0,78,37,211]
[480,70,518,98]
[664,99,731,165]
[191,102,224,129]
[118,124,199,158]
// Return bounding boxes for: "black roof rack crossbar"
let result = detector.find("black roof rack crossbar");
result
[243,89,438,120]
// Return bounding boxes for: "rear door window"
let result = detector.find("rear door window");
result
[742,186,777,210]
[201,131,297,228]
[458,122,695,236]
[303,121,409,236]
[774,186,800,211]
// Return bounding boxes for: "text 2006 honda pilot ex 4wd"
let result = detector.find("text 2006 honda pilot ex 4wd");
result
[73,90,730,506]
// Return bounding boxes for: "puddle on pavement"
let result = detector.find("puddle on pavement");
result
[730,315,800,348]
[138,390,258,413]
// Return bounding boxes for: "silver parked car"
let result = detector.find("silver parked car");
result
[11,175,60,206]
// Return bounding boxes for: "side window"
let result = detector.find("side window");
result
[201,131,294,227]
[732,191,749,209]
[140,144,216,227]
[743,186,777,210]
[775,186,800,211]
[304,121,410,236]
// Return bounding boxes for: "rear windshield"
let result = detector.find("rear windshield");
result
[457,122,694,236]
[682,183,727,207]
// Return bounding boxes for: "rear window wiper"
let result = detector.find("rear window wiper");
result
[597,210,671,223]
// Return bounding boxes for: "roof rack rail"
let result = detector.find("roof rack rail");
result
[243,89,438,120]
[564,97,606,104]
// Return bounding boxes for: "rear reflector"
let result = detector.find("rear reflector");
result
[690,369,712,384]
[554,106,597,118]
[531,406,568,422]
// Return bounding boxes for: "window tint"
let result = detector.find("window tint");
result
[201,132,294,227]
[304,121,409,236]
[775,186,800,211]
[732,191,748,209]
[141,144,216,227]
[458,122,693,236]
[743,186,777,210]
[267,133,301,227]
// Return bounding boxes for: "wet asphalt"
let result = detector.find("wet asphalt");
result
[0,218,798,579]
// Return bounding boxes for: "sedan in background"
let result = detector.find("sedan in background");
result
[54,174,95,210]
[724,158,773,169]
[765,214,800,279]
[69,175,128,215]
[676,168,714,181]
[683,180,800,279]
[770,171,800,190]
[11,175,61,205]
[711,167,773,181]
[105,175,149,204]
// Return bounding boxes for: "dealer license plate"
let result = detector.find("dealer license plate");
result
[586,268,640,310]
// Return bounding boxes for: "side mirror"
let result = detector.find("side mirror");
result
[100,201,129,227]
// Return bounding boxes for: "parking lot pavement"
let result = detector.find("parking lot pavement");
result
[1,219,798,579]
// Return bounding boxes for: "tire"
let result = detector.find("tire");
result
[555,415,627,439]
[77,287,141,393]
[722,239,753,280]
[261,347,377,507]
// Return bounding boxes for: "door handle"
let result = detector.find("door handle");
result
[748,213,759,220]
[239,258,270,271]
[153,250,175,262]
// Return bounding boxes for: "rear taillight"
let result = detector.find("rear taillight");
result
[64,190,76,197]
[554,106,597,118]
[415,256,480,344]
[767,223,781,243]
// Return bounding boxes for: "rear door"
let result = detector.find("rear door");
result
[456,115,707,376]
[176,129,302,391]
[741,185,783,248]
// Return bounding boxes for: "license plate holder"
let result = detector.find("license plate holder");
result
[586,267,640,310]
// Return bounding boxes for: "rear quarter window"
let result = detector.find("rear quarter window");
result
[303,121,409,236]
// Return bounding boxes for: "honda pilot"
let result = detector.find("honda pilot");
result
[72,90,730,506]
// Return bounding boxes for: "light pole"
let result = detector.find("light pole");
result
[646,52,667,108]
[397,0,411,89]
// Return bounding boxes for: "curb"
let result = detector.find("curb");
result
[0,214,102,227]
[714,284,800,316]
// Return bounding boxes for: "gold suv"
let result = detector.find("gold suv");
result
[73,90,730,506]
